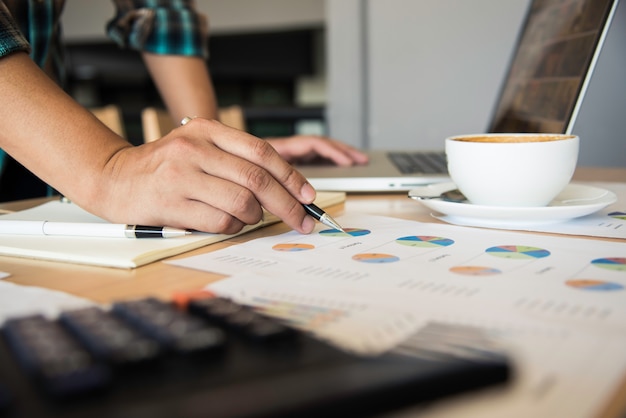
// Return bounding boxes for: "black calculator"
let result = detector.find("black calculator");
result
[0,296,510,418]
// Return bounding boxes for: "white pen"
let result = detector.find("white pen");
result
[0,220,189,239]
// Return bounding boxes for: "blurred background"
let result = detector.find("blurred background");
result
[61,0,625,166]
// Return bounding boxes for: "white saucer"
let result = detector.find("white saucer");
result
[412,183,617,226]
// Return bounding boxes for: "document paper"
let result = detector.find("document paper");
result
[169,213,626,418]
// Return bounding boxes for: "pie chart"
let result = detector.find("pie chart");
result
[486,245,550,259]
[449,266,502,276]
[352,253,400,263]
[591,257,626,272]
[566,279,624,291]
[272,243,315,252]
[396,236,454,248]
[320,228,371,237]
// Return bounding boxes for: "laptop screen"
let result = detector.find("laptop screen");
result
[489,0,616,134]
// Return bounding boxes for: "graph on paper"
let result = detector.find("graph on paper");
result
[170,214,626,308]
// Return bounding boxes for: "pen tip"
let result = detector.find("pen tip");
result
[327,217,346,233]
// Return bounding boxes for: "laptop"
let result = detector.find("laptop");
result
[296,0,618,192]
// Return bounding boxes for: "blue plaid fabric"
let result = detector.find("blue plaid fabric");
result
[108,0,208,57]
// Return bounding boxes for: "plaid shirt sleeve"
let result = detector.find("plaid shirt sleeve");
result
[0,2,31,59]
[108,0,208,58]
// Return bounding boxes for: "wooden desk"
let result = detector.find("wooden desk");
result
[1,166,625,417]
[2,166,623,304]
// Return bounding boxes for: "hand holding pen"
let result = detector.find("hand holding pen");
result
[9,120,340,238]
[180,117,345,233]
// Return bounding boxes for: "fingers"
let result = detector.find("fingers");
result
[183,119,313,192]
[166,196,249,235]
[321,139,369,166]
[169,119,317,233]
[317,137,369,165]
[267,135,369,167]
[342,143,370,164]
[99,141,258,234]
[100,119,361,235]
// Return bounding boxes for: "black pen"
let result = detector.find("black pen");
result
[303,203,346,232]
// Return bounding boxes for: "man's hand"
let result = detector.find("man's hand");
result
[267,135,369,167]
[98,118,318,234]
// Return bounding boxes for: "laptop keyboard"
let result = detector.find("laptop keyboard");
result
[388,151,448,174]
[0,296,509,418]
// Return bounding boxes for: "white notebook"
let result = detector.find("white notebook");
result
[0,192,345,269]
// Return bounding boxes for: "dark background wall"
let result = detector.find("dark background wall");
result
[65,29,325,144]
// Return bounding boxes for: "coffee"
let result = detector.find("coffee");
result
[451,134,576,143]
[445,133,579,207]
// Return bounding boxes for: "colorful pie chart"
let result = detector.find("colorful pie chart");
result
[591,257,626,272]
[449,266,502,276]
[396,236,454,248]
[272,243,315,252]
[566,279,624,292]
[352,253,400,263]
[319,228,371,237]
[486,245,550,259]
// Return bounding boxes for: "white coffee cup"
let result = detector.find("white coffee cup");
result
[445,133,579,207]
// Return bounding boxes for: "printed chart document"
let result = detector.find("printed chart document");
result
[169,213,626,418]
[0,192,345,268]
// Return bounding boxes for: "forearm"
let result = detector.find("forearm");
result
[0,52,132,210]
[142,52,219,124]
